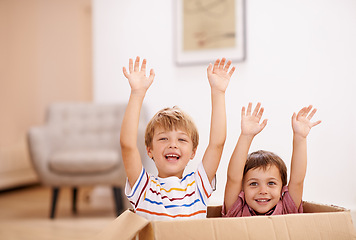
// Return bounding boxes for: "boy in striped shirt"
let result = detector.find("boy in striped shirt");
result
[120,56,235,220]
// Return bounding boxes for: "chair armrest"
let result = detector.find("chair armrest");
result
[27,126,55,183]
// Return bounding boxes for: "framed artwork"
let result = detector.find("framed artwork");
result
[175,0,246,65]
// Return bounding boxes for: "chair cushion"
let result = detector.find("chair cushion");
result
[49,149,120,174]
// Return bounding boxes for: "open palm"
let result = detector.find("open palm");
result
[241,102,268,136]
[292,105,321,138]
[123,56,155,93]
[207,58,235,93]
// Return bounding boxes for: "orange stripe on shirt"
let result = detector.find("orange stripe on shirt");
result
[136,208,206,218]
[151,179,195,193]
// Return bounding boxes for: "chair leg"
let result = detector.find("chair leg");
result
[72,187,78,214]
[112,187,123,216]
[50,187,60,219]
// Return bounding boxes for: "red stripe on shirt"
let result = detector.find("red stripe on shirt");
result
[135,172,149,208]
[149,188,196,201]
[198,170,211,198]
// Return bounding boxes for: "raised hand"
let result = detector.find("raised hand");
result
[241,102,268,137]
[292,105,321,138]
[123,56,155,94]
[207,58,235,93]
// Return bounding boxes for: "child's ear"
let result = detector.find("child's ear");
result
[146,146,153,159]
[190,148,197,160]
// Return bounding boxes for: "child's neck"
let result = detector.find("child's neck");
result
[157,173,183,179]
[250,205,277,216]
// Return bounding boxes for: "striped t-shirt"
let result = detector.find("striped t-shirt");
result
[125,162,214,221]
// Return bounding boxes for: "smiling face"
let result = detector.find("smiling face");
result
[242,165,283,215]
[146,126,196,178]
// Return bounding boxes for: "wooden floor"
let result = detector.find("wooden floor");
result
[0,185,122,240]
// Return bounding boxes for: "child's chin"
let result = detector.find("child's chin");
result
[253,205,272,214]
[166,158,179,163]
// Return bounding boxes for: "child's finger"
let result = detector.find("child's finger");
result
[213,59,220,71]
[252,102,261,116]
[207,63,213,75]
[241,106,246,117]
[260,119,268,130]
[224,60,232,72]
[312,120,322,127]
[246,102,252,115]
[307,108,317,120]
[297,107,307,119]
[302,105,313,117]
[141,59,147,73]
[134,56,140,71]
[291,112,296,124]
[148,69,155,82]
[123,67,129,78]
[257,107,264,120]
[228,66,236,78]
[128,58,133,73]
[219,58,226,69]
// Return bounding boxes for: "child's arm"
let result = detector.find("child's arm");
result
[288,105,321,208]
[120,57,155,188]
[202,58,235,183]
[224,103,267,212]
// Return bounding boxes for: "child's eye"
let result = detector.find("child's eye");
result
[178,138,187,142]
[249,182,258,186]
[268,182,276,186]
[159,137,168,141]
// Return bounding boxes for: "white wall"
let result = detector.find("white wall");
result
[93,0,356,210]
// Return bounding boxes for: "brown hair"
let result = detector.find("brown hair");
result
[243,150,287,186]
[145,106,199,150]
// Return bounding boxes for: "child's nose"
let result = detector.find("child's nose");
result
[168,140,178,148]
[259,185,268,194]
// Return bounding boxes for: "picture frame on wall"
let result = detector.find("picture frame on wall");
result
[175,0,246,66]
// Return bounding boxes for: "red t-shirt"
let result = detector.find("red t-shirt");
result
[222,186,303,217]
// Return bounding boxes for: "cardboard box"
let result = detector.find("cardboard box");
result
[93,201,356,240]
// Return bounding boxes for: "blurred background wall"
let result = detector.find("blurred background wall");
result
[0,0,92,189]
[92,0,356,211]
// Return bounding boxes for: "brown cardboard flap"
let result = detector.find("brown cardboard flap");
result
[271,212,356,240]
[94,203,356,240]
[92,209,149,240]
[151,212,356,240]
[207,201,350,218]
[303,201,348,213]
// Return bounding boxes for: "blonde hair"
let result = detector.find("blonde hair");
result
[243,150,288,186]
[145,106,199,150]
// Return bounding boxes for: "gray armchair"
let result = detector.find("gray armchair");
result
[27,102,148,218]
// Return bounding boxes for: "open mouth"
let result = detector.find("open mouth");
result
[165,154,180,161]
[255,199,271,203]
